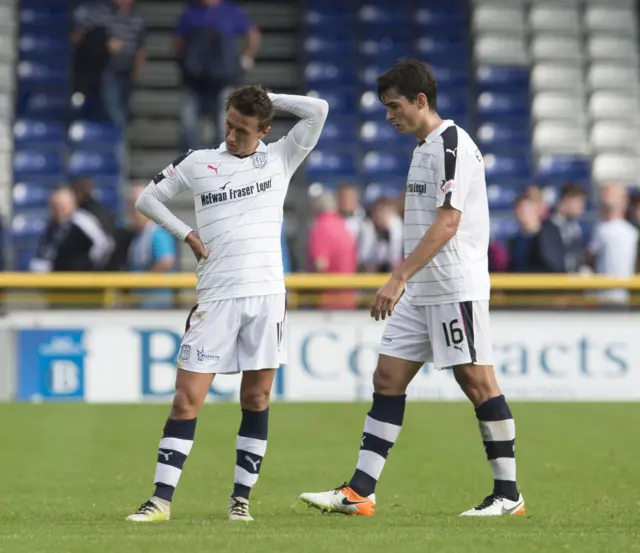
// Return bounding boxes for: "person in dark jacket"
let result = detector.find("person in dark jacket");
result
[530,183,587,273]
[70,176,116,236]
[29,188,114,273]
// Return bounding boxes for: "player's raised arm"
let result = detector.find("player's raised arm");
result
[267,92,329,174]
[135,151,209,260]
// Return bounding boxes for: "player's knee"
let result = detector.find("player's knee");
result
[454,364,499,406]
[372,367,403,395]
[171,388,201,419]
[240,389,270,411]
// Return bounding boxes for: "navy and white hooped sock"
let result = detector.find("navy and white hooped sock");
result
[233,408,269,499]
[153,417,196,502]
[349,393,406,498]
[475,395,518,501]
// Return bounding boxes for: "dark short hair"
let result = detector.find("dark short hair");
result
[226,85,273,131]
[377,59,438,111]
[559,183,586,200]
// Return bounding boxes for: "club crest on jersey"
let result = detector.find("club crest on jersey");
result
[418,153,432,168]
[251,152,267,168]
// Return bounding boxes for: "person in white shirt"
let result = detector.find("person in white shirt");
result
[300,60,524,518]
[587,181,639,304]
[126,85,328,523]
[358,197,404,272]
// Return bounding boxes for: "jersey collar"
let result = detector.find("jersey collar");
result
[219,140,267,158]
[420,119,455,146]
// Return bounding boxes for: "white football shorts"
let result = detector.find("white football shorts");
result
[177,293,287,374]
[378,295,494,370]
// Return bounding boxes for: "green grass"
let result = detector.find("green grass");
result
[1,403,639,553]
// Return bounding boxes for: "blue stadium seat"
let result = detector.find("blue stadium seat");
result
[12,182,52,209]
[12,213,48,239]
[20,7,69,34]
[490,217,519,240]
[14,245,39,272]
[484,154,531,180]
[358,5,411,25]
[477,122,530,154]
[14,119,65,147]
[19,35,69,62]
[68,121,122,149]
[429,66,468,87]
[414,8,468,31]
[362,151,407,178]
[93,185,119,210]
[486,184,523,210]
[18,93,70,119]
[477,66,529,93]
[359,121,414,149]
[414,37,468,67]
[363,181,406,203]
[305,10,354,31]
[306,62,355,86]
[13,151,64,178]
[358,39,410,61]
[17,61,68,88]
[305,37,355,60]
[358,91,385,116]
[438,91,468,115]
[477,92,530,119]
[307,89,355,116]
[69,151,120,177]
[317,118,358,147]
[537,155,591,182]
[306,150,357,180]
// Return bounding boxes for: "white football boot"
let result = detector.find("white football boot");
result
[126,497,171,522]
[300,484,376,516]
[460,493,525,516]
[228,496,253,521]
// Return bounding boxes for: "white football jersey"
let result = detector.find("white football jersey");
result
[138,93,329,304]
[403,119,490,305]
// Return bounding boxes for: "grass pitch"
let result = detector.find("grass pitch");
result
[1,402,639,553]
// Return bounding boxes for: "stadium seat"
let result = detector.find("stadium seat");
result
[357,4,411,31]
[68,121,122,149]
[13,119,65,147]
[537,155,591,182]
[590,121,640,153]
[592,154,639,184]
[483,154,531,180]
[93,185,119,210]
[358,90,385,116]
[474,36,528,66]
[11,212,48,239]
[472,5,525,34]
[358,38,410,62]
[476,66,529,93]
[304,10,353,30]
[305,62,354,86]
[532,93,586,123]
[363,182,404,205]
[19,7,68,31]
[531,64,583,92]
[12,182,52,209]
[587,36,639,63]
[414,7,468,31]
[68,151,120,177]
[317,118,358,147]
[18,92,70,119]
[531,37,583,64]
[477,122,530,154]
[532,122,589,156]
[13,150,64,178]
[529,5,580,35]
[19,34,69,61]
[414,37,467,64]
[486,184,523,210]
[477,92,530,118]
[490,217,520,241]
[587,64,639,93]
[307,88,355,116]
[17,61,68,88]
[437,91,468,115]
[306,150,357,180]
[304,36,355,60]
[361,151,407,178]
[359,121,414,149]
[589,92,639,121]
[584,6,637,35]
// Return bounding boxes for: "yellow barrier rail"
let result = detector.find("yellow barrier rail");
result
[0,272,638,290]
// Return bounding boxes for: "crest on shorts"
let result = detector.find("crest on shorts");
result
[179,345,191,361]
[251,152,267,168]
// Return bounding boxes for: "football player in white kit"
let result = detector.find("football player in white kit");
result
[300,60,525,517]
[126,85,328,522]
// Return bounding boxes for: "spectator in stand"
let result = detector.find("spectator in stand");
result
[489,239,509,272]
[358,197,403,273]
[336,183,366,243]
[128,186,177,307]
[30,188,113,272]
[524,185,549,220]
[587,182,639,303]
[174,0,261,151]
[72,0,147,128]
[530,183,587,273]
[308,192,357,309]
[508,193,542,272]
[70,176,116,237]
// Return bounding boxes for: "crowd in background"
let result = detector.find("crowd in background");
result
[8,0,640,307]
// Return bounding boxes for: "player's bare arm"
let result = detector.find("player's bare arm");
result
[371,206,461,321]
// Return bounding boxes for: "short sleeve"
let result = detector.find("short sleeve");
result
[435,127,476,212]
[150,150,193,201]
[152,228,177,262]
